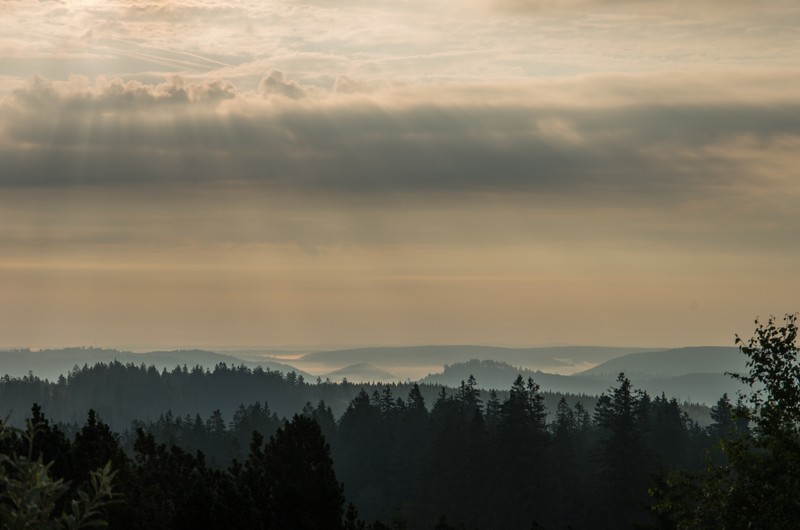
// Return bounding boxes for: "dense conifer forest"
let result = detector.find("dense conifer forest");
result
[0,361,607,430]
[2,315,800,528]
[3,374,714,529]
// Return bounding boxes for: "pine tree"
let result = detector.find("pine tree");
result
[264,415,344,529]
[456,375,482,420]
[490,375,552,528]
[484,389,501,433]
[594,373,651,527]
[337,390,388,522]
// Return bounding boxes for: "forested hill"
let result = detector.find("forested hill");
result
[0,361,600,429]
[0,347,312,381]
[422,359,610,394]
[578,346,744,378]
[298,345,656,371]
[423,359,745,406]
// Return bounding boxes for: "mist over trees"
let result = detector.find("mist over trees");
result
[0,361,607,430]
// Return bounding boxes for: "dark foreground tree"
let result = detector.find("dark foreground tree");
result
[594,373,653,527]
[0,417,116,529]
[653,314,800,529]
[126,428,249,530]
[241,414,345,530]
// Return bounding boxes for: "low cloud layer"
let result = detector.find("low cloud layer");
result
[259,70,307,99]
[1,72,798,207]
[9,75,236,111]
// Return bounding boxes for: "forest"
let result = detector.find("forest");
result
[2,315,800,529]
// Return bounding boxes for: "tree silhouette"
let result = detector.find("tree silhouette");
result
[0,417,116,529]
[654,314,800,529]
[594,373,651,527]
[263,414,344,529]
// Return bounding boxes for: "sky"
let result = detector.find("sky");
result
[0,0,799,350]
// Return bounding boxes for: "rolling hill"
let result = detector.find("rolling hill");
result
[0,347,311,381]
[422,358,746,405]
[421,359,610,395]
[577,346,744,379]
[322,363,397,383]
[297,345,656,374]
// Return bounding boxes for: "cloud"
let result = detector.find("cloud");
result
[492,0,786,14]
[0,71,798,205]
[259,70,306,100]
[333,76,380,94]
[7,75,236,111]
[2,0,797,98]
[495,0,631,10]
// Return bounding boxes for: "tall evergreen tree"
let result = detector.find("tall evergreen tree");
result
[594,373,651,527]
[337,390,389,522]
[264,415,345,529]
[490,375,552,528]
[457,375,483,421]
[484,390,501,434]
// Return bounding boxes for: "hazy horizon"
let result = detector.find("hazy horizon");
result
[0,341,742,383]
[0,340,724,354]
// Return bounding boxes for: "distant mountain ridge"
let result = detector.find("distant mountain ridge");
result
[0,347,311,381]
[323,363,397,382]
[1,344,748,405]
[421,359,610,395]
[299,345,657,371]
[423,358,747,406]
[577,346,744,379]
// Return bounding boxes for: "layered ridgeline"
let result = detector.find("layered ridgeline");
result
[294,345,656,376]
[0,345,744,414]
[0,347,313,381]
[423,347,747,405]
[576,346,748,405]
[578,346,744,377]
[0,361,603,429]
[0,340,773,528]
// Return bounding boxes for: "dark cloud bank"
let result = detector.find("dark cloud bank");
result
[0,74,798,205]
